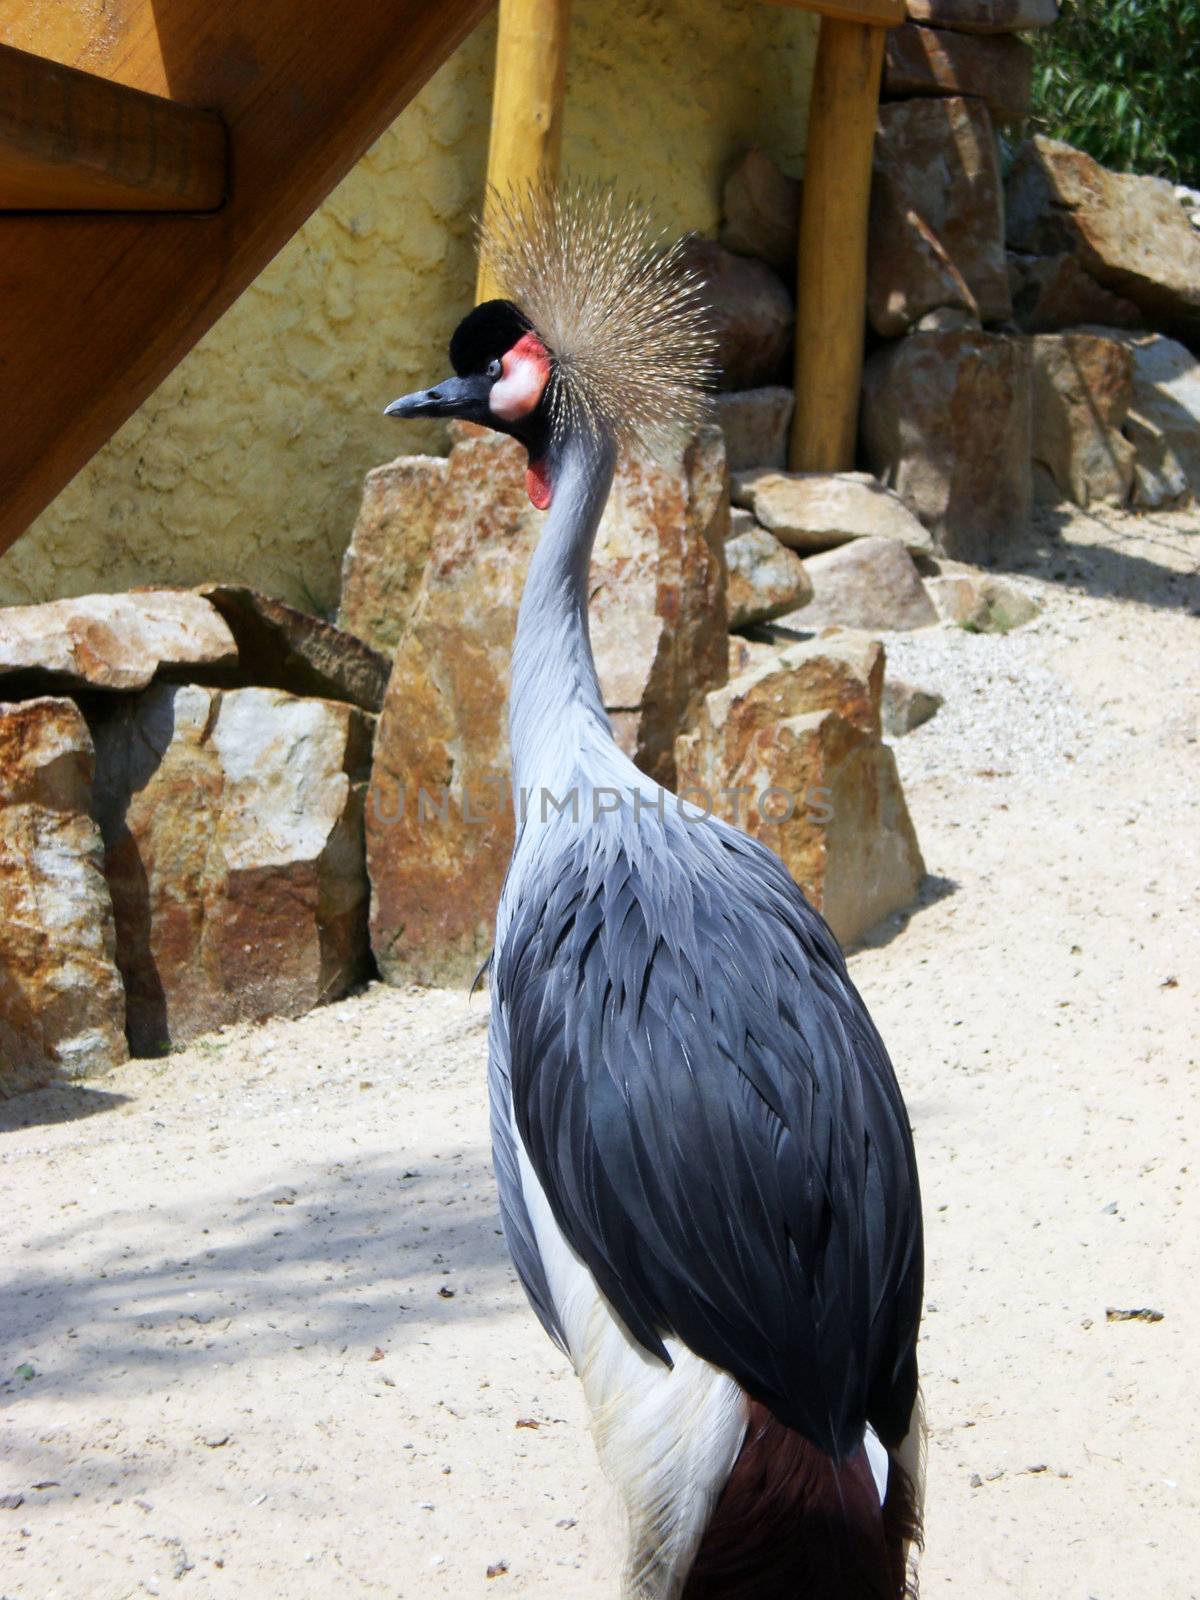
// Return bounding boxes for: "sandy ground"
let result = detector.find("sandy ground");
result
[3,502,1199,1600]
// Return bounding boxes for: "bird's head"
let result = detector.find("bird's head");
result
[384,184,716,512]
[385,299,556,509]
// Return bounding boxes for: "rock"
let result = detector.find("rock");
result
[882,679,943,736]
[904,0,1058,31]
[679,238,794,391]
[1006,137,1200,341]
[725,526,813,628]
[366,427,729,986]
[925,572,1040,631]
[1030,333,1136,507]
[720,148,803,277]
[789,539,938,633]
[198,585,390,712]
[0,698,128,1095]
[914,307,981,333]
[884,23,1033,123]
[861,329,1033,562]
[712,387,794,472]
[1008,252,1142,335]
[728,635,783,677]
[337,454,451,656]
[1112,332,1200,507]
[89,685,372,1054]
[674,639,924,945]
[869,97,1009,337]
[0,591,235,697]
[733,470,935,555]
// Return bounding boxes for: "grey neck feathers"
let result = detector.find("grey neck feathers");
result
[509,427,617,801]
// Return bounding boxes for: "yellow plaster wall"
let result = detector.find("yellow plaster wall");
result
[0,0,817,614]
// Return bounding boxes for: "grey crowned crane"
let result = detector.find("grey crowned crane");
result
[384,188,925,1600]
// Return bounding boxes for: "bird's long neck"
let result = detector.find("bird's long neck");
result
[509,427,617,801]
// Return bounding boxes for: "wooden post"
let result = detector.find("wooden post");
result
[476,0,571,304]
[790,16,887,471]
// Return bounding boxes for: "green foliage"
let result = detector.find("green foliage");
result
[1031,0,1200,187]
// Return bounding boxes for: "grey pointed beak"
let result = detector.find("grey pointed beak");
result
[384,373,491,421]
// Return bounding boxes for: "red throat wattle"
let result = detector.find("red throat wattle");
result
[526,458,553,511]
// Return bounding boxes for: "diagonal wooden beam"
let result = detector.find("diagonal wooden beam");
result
[0,44,227,211]
[0,0,494,556]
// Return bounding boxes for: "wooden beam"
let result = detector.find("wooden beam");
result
[476,0,571,303]
[758,0,904,28]
[0,44,226,211]
[0,0,493,556]
[790,17,886,471]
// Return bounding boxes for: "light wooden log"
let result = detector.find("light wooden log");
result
[759,0,904,24]
[790,17,886,471]
[0,44,227,211]
[0,0,492,556]
[476,0,571,304]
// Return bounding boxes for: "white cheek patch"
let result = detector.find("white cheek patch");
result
[489,350,548,422]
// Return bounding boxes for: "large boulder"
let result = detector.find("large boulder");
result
[869,97,1010,336]
[1008,252,1142,335]
[720,148,803,277]
[366,427,729,986]
[733,470,934,555]
[1113,332,1200,507]
[1030,332,1136,507]
[674,638,924,946]
[903,0,1058,30]
[0,591,235,697]
[679,239,794,391]
[712,387,794,472]
[1006,137,1200,341]
[884,23,1033,123]
[861,329,1033,562]
[89,685,372,1055]
[338,454,451,656]
[199,585,390,712]
[788,539,938,633]
[0,698,128,1095]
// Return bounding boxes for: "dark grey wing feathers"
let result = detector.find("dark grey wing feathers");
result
[496,816,922,1458]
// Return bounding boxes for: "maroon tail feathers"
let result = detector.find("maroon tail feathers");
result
[681,1401,921,1600]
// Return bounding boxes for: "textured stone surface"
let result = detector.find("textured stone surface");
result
[1006,137,1200,341]
[904,0,1058,30]
[366,428,729,986]
[90,685,372,1055]
[675,638,924,946]
[200,585,390,712]
[1115,333,1200,507]
[734,470,935,554]
[869,97,1009,336]
[861,329,1033,562]
[6,4,819,611]
[0,591,236,696]
[725,526,813,627]
[712,387,794,472]
[788,539,939,633]
[0,697,128,1095]
[680,238,794,390]
[720,147,803,276]
[1031,333,1136,507]
[882,678,943,737]
[337,455,450,657]
[925,572,1040,632]
[1008,252,1142,335]
[884,23,1033,122]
